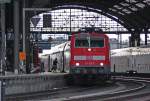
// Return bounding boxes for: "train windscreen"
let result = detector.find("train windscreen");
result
[75,37,104,48]
[91,38,104,47]
[75,39,89,47]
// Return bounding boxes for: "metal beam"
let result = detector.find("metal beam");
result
[23,8,52,11]
[14,0,20,74]
[144,28,148,45]
[30,30,150,34]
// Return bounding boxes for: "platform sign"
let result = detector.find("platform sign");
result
[19,52,26,61]
[0,0,11,3]
[31,17,41,27]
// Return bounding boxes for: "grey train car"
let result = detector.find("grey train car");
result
[111,47,150,74]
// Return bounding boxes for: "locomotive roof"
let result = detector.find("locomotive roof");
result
[39,41,70,57]
[49,41,70,54]
[111,47,150,56]
[73,32,108,38]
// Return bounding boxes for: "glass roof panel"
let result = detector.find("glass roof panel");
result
[122,9,132,13]
[120,2,130,6]
[135,3,146,8]
[30,8,128,33]
[125,0,138,3]
[129,6,138,11]
[143,0,150,5]
[125,11,132,14]
[143,0,150,2]
[114,5,123,9]
[118,12,125,15]
[109,8,117,12]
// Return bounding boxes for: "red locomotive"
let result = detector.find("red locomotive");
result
[69,32,111,81]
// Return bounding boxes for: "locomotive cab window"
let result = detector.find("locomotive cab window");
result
[90,38,104,47]
[75,37,104,48]
[75,39,89,47]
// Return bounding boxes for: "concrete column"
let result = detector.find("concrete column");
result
[0,4,6,75]
[130,30,141,47]
[135,32,140,47]
[144,28,148,45]
[130,33,134,47]
[14,0,20,74]
[25,14,31,74]
[22,0,27,73]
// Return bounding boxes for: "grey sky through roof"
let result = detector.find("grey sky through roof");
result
[30,7,127,33]
[29,5,150,41]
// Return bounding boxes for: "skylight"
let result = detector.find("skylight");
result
[129,6,138,11]
[118,12,125,15]
[30,6,128,33]
[114,5,123,9]
[122,9,132,14]
[125,0,137,3]
[120,2,130,6]
[135,3,146,8]
[143,0,150,5]
[109,8,117,12]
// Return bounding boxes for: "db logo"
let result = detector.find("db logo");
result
[86,56,92,60]
[85,62,94,65]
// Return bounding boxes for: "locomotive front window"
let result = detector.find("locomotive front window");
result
[75,38,104,48]
[91,38,104,47]
[75,39,89,47]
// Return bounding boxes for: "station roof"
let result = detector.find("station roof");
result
[31,0,150,32]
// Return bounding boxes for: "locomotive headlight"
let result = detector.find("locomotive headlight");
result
[76,63,80,66]
[88,48,91,51]
[100,63,104,66]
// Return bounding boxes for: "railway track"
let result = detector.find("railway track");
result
[6,86,98,101]
[6,76,150,101]
[6,81,116,101]
[62,77,150,101]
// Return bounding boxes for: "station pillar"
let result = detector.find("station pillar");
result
[144,28,148,45]
[130,30,141,47]
[13,0,20,74]
[0,3,6,75]
[23,11,35,74]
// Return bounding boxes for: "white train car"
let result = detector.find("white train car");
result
[39,50,53,72]
[111,47,150,74]
[40,41,70,72]
[49,41,70,72]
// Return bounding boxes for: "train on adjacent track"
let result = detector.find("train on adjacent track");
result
[111,47,150,74]
[111,47,150,75]
[40,32,111,82]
